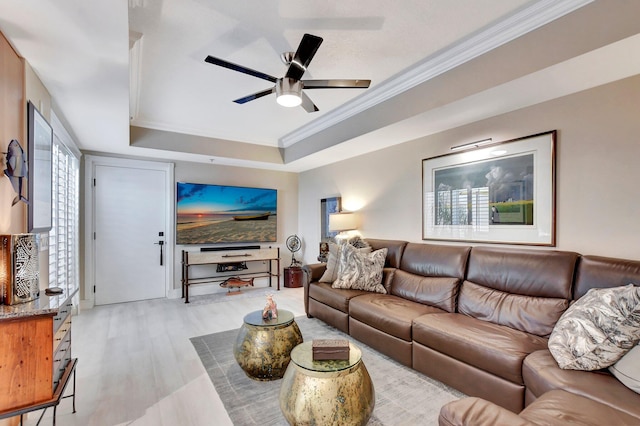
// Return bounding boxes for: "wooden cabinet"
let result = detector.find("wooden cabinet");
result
[0,315,53,410]
[284,267,303,288]
[0,292,76,420]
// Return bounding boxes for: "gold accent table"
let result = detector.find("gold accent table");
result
[233,309,303,381]
[279,341,375,426]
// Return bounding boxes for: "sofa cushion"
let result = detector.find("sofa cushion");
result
[332,245,387,293]
[460,247,576,339]
[548,284,640,370]
[413,313,547,384]
[391,269,460,313]
[438,396,533,426]
[308,298,350,334]
[440,390,640,426]
[466,247,577,299]
[400,243,470,280]
[365,238,408,269]
[349,293,444,341]
[523,349,640,419]
[609,344,640,394]
[574,255,640,300]
[308,282,369,314]
[458,281,569,337]
[521,390,640,426]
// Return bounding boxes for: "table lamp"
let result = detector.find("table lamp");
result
[329,212,358,239]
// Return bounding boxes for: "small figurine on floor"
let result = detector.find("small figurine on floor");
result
[262,294,278,320]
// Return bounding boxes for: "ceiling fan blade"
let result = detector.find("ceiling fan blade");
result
[205,56,278,83]
[233,87,276,104]
[300,91,319,113]
[285,34,323,81]
[302,79,371,89]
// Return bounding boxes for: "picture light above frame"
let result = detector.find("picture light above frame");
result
[423,131,556,246]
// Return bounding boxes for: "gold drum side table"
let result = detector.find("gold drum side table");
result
[279,341,375,425]
[233,309,303,381]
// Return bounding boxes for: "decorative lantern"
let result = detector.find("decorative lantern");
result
[0,234,40,305]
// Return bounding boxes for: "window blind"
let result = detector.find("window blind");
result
[48,136,79,292]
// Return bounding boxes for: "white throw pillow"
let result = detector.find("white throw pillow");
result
[609,344,640,394]
[548,284,640,370]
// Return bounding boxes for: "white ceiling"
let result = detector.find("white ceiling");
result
[128,0,531,145]
[1,0,639,172]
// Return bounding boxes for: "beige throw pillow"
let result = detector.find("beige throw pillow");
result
[319,243,341,283]
[548,284,640,370]
[331,244,387,294]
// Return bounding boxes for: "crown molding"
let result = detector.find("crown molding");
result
[280,0,593,148]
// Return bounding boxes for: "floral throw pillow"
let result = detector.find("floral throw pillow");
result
[331,243,388,294]
[319,242,371,283]
[548,284,640,370]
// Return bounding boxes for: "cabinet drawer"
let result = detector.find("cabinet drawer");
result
[53,316,71,353]
[52,299,73,333]
[52,328,71,392]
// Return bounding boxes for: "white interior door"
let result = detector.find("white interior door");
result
[93,164,167,305]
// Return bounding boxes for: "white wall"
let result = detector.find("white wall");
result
[299,75,640,263]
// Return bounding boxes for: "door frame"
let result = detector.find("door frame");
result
[83,155,175,309]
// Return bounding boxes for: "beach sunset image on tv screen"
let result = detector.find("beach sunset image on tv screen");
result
[176,182,277,244]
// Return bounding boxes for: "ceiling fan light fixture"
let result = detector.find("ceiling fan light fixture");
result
[276,78,303,107]
[205,34,369,112]
[276,94,302,108]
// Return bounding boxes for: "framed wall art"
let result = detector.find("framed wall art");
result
[176,182,277,244]
[422,131,556,246]
[320,196,341,242]
[27,101,53,233]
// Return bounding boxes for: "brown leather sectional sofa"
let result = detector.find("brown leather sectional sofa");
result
[303,239,640,425]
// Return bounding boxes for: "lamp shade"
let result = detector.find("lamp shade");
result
[329,212,357,232]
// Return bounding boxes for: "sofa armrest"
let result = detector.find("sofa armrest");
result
[302,263,327,317]
[303,263,327,283]
[439,398,534,426]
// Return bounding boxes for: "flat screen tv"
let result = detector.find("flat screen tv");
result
[176,182,277,245]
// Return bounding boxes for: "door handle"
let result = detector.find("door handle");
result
[154,240,165,265]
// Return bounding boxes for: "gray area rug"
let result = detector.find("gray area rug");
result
[190,316,464,425]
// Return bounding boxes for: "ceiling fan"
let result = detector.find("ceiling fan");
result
[204,33,371,112]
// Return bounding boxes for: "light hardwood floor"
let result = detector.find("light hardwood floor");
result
[24,286,305,426]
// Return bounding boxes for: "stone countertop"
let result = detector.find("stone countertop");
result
[0,288,78,321]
